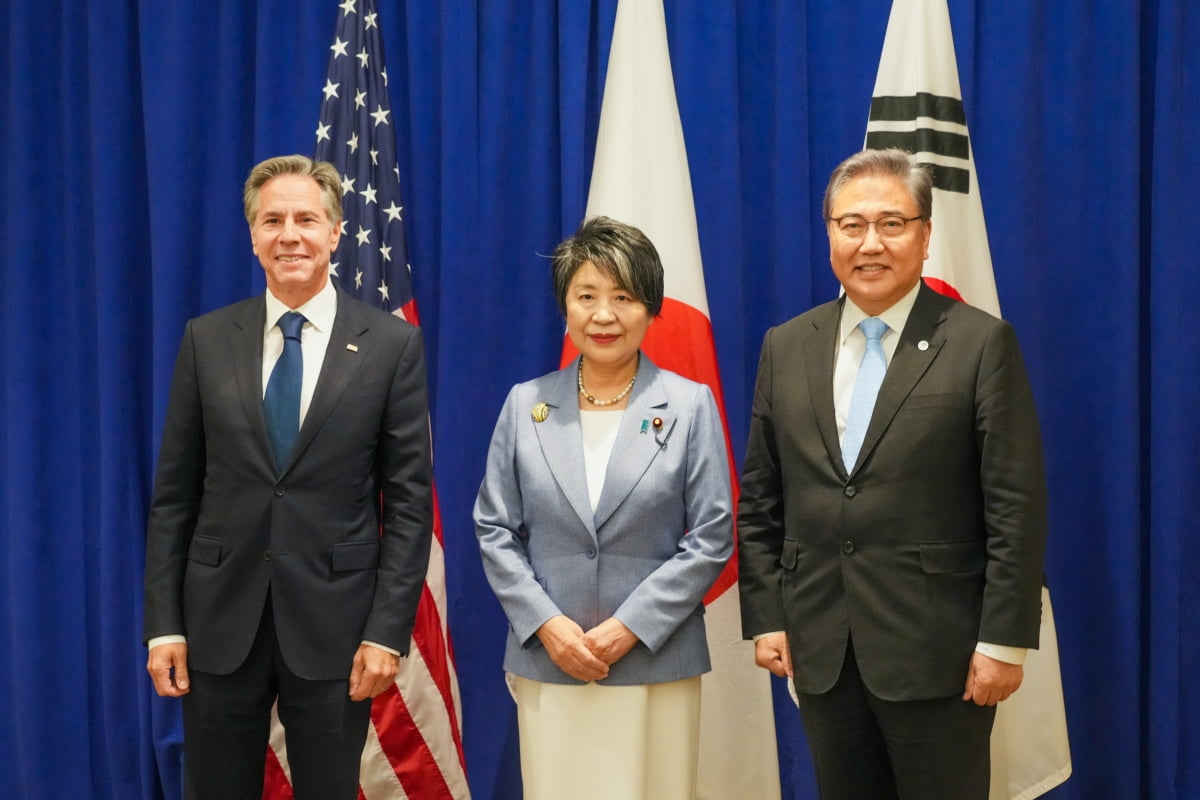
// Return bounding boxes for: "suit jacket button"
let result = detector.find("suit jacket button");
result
[585,546,597,559]
[841,540,856,555]
[843,485,857,498]
[262,549,272,561]
[274,485,285,497]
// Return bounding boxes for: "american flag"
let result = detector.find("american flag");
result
[262,1,470,797]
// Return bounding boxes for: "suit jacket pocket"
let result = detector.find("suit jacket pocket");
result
[187,534,222,566]
[330,540,380,572]
[780,538,799,570]
[919,540,985,574]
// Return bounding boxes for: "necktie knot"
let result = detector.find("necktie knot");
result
[859,317,887,343]
[278,311,305,341]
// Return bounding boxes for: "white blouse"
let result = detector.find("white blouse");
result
[579,410,624,512]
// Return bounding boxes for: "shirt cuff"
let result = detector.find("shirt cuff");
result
[752,631,785,642]
[148,635,187,650]
[362,640,401,657]
[975,641,1027,665]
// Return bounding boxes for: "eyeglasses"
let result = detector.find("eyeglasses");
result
[828,214,924,240]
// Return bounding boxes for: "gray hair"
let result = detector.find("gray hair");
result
[243,155,343,228]
[550,216,665,317]
[822,148,933,221]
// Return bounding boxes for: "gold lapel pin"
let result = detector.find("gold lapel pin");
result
[346,343,359,352]
[531,402,550,423]
[652,417,664,431]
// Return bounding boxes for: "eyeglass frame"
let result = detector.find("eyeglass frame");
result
[826,214,925,240]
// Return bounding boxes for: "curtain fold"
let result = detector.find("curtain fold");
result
[1,1,1196,798]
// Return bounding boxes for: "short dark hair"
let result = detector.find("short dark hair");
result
[243,155,343,228]
[550,216,665,317]
[823,148,933,221]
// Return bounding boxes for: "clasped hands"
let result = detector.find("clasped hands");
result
[535,615,639,682]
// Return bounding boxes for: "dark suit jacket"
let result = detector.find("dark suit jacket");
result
[738,283,1047,701]
[143,288,433,680]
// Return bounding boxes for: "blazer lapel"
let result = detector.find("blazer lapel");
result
[533,360,597,540]
[281,291,369,475]
[231,295,274,467]
[851,283,949,475]
[803,300,847,476]
[593,359,673,531]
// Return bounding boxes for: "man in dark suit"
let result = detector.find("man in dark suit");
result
[738,149,1047,800]
[143,155,433,800]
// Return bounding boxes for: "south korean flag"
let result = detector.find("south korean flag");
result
[864,4,1073,800]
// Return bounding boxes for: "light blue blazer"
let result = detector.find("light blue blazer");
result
[474,355,733,686]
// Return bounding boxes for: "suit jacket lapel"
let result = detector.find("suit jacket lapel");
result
[533,360,597,540]
[803,300,846,476]
[593,359,673,531]
[282,290,369,475]
[231,295,274,467]
[852,283,949,475]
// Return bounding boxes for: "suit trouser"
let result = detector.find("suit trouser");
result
[181,592,372,800]
[795,638,996,800]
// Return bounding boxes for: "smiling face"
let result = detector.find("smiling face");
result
[827,172,931,316]
[250,173,341,308]
[564,260,652,371]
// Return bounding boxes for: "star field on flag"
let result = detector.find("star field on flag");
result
[314,0,412,317]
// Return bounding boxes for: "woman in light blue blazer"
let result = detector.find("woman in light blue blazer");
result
[474,217,734,800]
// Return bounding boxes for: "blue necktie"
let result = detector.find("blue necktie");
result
[842,317,888,472]
[264,311,305,469]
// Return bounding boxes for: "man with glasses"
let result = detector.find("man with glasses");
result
[738,148,1048,799]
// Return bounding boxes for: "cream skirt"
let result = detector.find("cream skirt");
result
[512,674,702,800]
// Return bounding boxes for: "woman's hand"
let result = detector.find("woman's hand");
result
[535,615,610,681]
[582,617,639,666]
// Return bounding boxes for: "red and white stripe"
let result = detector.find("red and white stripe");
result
[264,493,469,799]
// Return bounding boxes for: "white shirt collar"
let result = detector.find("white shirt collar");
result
[264,279,337,335]
[839,279,923,345]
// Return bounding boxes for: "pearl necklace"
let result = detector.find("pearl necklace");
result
[577,357,637,406]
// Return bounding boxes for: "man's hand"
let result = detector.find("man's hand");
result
[581,617,638,666]
[349,644,400,701]
[753,632,793,678]
[147,642,191,697]
[962,651,1023,706]
[535,615,609,682]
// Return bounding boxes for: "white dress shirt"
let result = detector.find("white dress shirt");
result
[262,279,337,422]
[580,410,624,512]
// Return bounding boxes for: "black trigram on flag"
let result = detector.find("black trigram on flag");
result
[866,91,970,194]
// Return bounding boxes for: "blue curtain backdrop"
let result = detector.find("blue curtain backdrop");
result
[1,1,1196,798]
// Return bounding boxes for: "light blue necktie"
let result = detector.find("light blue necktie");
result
[842,317,888,472]
[263,311,305,469]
